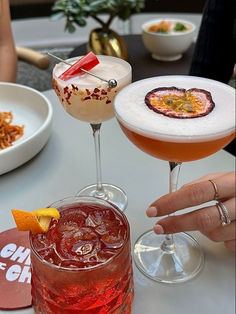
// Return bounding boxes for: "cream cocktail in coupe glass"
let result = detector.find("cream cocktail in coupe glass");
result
[114,75,235,283]
[53,54,131,211]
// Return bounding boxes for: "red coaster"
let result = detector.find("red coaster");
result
[0,228,32,309]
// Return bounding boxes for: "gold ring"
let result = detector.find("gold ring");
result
[209,179,219,200]
[216,202,231,227]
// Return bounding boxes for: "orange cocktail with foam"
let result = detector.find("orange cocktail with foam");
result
[114,76,235,162]
[113,75,235,284]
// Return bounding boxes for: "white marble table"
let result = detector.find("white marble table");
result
[0,90,235,314]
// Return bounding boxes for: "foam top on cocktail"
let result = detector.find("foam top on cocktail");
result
[53,55,131,124]
[114,76,235,143]
[31,201,129,269]
[54,56,130,86]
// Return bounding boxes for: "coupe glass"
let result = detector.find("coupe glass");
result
[53,55,131,211]
[114,75,235,283]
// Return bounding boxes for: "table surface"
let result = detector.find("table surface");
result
[0,90,235,314]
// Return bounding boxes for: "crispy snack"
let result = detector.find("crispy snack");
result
[0,111,24,149]
[148,21,189,33]
[148,21,172,33]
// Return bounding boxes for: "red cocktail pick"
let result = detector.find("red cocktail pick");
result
[59,52,99,81]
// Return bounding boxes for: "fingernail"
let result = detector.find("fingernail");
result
[154,224,164,234]
[146,206,158,217]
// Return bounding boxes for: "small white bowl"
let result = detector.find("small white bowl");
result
[0,83,53,175]
[142,18,196,61]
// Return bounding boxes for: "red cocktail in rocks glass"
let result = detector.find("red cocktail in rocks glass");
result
[30,196,134,313]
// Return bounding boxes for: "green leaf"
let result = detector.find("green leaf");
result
[51,0,149,33]
[74,17,87,26]
[174,22,187,31]
[156,29,168,34]
[118,7,131,20]
[52,4,65,11]
[51,12,65,20]
[89,0,107,12]
[65,20,76,33]
[67,6,80,14]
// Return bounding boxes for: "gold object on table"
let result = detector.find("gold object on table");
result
[88,28,128,61]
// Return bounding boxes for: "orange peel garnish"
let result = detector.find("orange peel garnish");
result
[11,208,60,234]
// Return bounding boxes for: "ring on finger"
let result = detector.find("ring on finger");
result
[209,179,219,200]
[216,201,231,226]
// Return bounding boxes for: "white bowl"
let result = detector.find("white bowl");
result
[0,83,53,175]
[142,18,196,61]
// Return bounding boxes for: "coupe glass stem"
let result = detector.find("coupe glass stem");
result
[90,123,106,198]
[161,162,182,253]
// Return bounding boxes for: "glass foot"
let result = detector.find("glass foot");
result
[134,230,204,284]
[77,183,128,212]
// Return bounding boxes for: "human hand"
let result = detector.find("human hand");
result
[146,172,236,251]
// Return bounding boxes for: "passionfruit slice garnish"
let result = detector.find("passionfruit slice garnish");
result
[145,87,215,119]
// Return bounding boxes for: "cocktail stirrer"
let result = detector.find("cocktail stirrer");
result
[47,52,117,88]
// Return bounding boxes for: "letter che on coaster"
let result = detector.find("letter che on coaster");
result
[0,228,32,309]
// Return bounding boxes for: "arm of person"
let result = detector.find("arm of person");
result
[146,172,236,251]
[0,0,17,82]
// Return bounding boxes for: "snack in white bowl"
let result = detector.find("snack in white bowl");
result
[142,18,196,61]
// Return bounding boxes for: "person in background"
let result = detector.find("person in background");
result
[0,0,17,82]
[147,172,235,252]
[189,0,236,83]
[189,0,235,155]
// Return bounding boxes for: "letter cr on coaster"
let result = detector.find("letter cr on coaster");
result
[0,228,31,310]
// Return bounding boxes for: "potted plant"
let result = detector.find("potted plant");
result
[51,0,146,59]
